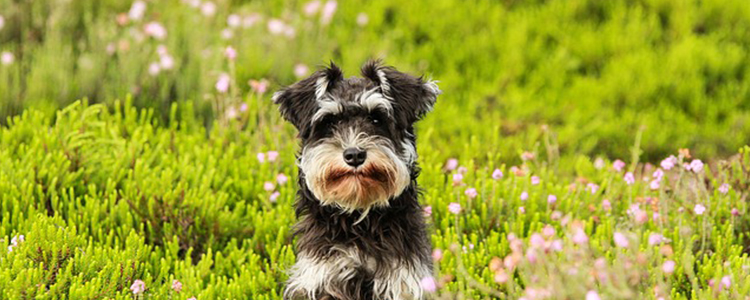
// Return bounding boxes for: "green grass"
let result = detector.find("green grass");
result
[1,0,750,299]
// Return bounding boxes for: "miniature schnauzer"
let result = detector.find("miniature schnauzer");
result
[273,61,440,300]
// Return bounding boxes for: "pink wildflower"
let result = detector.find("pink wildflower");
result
[613,232,629,248]
[448,202,461,214]
[613,159,626,172]
[130,280,146,294]
[624,172,635,185]
[171,280,182,293]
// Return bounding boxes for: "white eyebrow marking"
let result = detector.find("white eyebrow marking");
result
[359,88,393,114]
[312,98,343,123]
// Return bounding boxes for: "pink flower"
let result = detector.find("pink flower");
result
[551,239,563,252]
[624,172,635,185]
[649,180,660,190]
[648,233,664,246]
[452,173,464,186]
[263,182,275,192]
[276,173,288,185]
[249,79,269,94]
[602,199,611,211]
[694,204,706,215]
[171,280,182,293]
[662,260,675,274]
[653,212,660,221]
[200,2,216,17]
[594,158,605,169]
[188,298,197,300]
[128,1,147,21]
[661,155,677,170]
[492,169,503,180]
[184,0,200,8]
[0,15,4,31]
[520,191,528,201]
[225,107,238,120]
[586,183,599,194]
[144,22,167,40]
[148,63,161,76]
[635,209,649,224]
[239,103,248,112]
[320,0,337,25]
[283,27,296,38]
[423,206,432,217]
[525,249,537,263]
[420,276,437,293]
[267,151,279,162]
[445,158,458,171]
[547,194,557,205]
[457,166,468,175]
[521,151,535,161]
[572,228,588,245]
[215,73,231,93]
[718,183,730,194]
[225,46,237,60]
[448,202,461,214]
[721,276,731,289]
[464,188,478,199]
[159,55,174,70]
[304,0,322,16]
[529,234,545,249]
[270,191,280,203]
[494,269,509,283]
[356,13,369,26]
[613,232,629,248]
[294,64,309,78]
[531,176,540,185]
[518,206,525,214]
[431,249,442,261]
[613,159,626,172]
[256,152,265,163]
[543,225,555,237]
[242,14,261,28]
[586,291,601,300]
[267,19,285,35]
[221,28,234,40]
[652,168,665,181]
[731,208,740,216]
[130,280,146,294]
[227,14,241,28]
[689,159,704,173]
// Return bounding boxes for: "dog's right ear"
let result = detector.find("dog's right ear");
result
[273,62,344,134]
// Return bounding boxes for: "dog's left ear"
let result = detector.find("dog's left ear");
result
[361,60,441,125]
[273,63,344,135]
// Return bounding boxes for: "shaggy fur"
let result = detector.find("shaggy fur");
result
[274,60,440,300]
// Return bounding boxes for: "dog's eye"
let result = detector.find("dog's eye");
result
[369,111,387,126]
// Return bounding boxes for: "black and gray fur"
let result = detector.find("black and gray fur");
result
[273,61,440,300]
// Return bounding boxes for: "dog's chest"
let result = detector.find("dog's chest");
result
[285,246,429,300]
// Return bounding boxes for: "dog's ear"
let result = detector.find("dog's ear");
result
[273,62,344,133]
[361,60,441,125]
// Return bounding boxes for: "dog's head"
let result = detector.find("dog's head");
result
[273,61,440,212]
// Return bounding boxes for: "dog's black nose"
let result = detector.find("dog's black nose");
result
[343,148,367,167]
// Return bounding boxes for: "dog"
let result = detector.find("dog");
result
[273,60,441,300]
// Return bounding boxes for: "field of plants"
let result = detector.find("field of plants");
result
[1,0,750,299]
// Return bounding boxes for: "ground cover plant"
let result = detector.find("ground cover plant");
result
[1,0,750,299]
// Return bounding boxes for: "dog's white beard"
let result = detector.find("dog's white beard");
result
[299,128,411,213]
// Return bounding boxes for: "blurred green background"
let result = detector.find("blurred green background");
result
[2,0,749,163]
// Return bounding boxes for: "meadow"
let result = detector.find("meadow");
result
[1,0,750,299]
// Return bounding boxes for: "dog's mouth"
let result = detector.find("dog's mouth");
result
[325,166,391,186]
